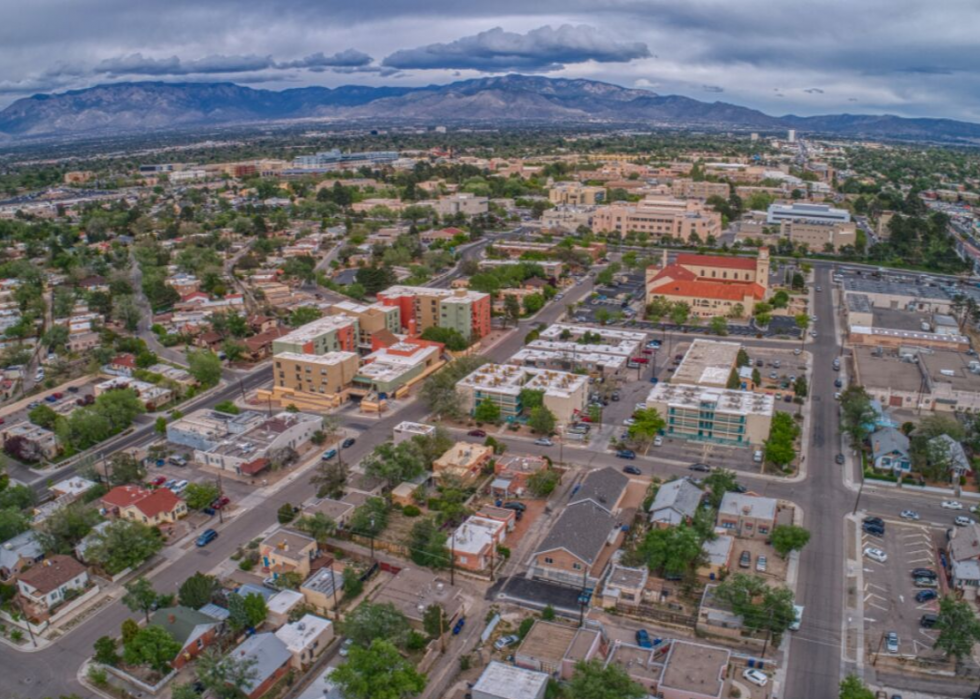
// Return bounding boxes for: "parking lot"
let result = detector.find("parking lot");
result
[859,517,945,662]
[0,376,102,427]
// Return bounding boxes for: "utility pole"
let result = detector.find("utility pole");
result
[369,516,376,561]
[761,608,774,657]
[872,631,885,666]
[215,474,224,525]
[100,451,110,485]
[450,530,456,587]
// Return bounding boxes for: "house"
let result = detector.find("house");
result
[1,422,59,459]
[300,566,342,616]
[870,427,911,474]
[929,434,972,481]
[947,524,980,600]
[472,662,549,699]
[267,589,306,627]
[275,614,334,669]
[302,498,355,529]
[260,529,318,580]
[372,567,465,629]
[513,620,604,679]
[698,534,734,581]
[433,442,494,485]
[649,479,703,528]
[451,516,507,572]
[600,564,649,609]
[659,640,731,699]
[528,468,630,588]
[0,530,44,581]
[150,606,220,669]
[101,485,188,525]
[16,555,91,620]
[493,454,549,497]
[716,493,778,540]
[105,353,137,377]
[232,633,292,699]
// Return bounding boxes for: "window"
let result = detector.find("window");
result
[544,557,554,564]
[572,562,582,570]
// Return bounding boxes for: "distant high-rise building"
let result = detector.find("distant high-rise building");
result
[750,133,759,142]
[787,129,797,143]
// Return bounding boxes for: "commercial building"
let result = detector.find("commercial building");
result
[268,351,360,410]
[841,277,952,314]
[353,340,444,397]
[717,493,778,540]
[646,383,774,446]
[673,339,742,388]
[423,193,489,217]
[509,338,636,375]
[167,409,267,451]
[472,662,549,699]
[479,258,565,279]
[548,182,606,206]
[292,149,399,170]
[848,326,970,353]
[646,250,770,318]
[393,421,436,444]
[592,196,722,242]
[272,314,358,355]
[193,411,322,476]
[457,363,588,425]
[780,219,857,252]
[377,286,491,342]
[766,202,850,225]
[668,179,730,200]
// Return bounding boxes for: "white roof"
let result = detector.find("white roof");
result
[274,350,359,367]
[452,516,504,555]
[276,314,358,344]
[719,493,778,521]
[539,323,647,343]
[274,614,333,653]
[472,661,549,699]
[647,382,774,417]
[459,363,587,399]
[267,589,305,616]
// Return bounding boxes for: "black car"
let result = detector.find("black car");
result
[67,386,80,393]
[834,379,843,388]
[733,484,748,494]
[912,568,938,580]
[915,589,938,603]
[342,437,356,449]
[689,463,711,473]
[502,501,526,513]
[835,454,845,465]
[920,613,938,628]
[863,516,884,527]
[862,523,885,536]
[623,466,642,475]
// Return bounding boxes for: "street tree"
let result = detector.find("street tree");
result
[934,595,980,660]
[196,648,259,699]
[37,503,101,553]
[839,674,875,699]
[840,386,877,446]
[108,452,147,486]
[350,497,388,538]
[122,577,161,624]
[332,639,427,699]
[714,574,796,636]
[528,405,557,435]
[362,441,427,489]
[566,659,646,699]
[474,399,501,424]
[187,349,223,387]
[503,295,522,326]
[709,316,728,336]
[178,572,219,610]
[294,512,337,543]
[311,458,348,498]
[341,602,412,650]
[628,408,666,447]
[122,625,182,674]
[86,520,163,575]
[183,482,220,511]
[770,525,811,558]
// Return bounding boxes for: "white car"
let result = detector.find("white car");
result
[810,330,818,337]
[653,436,663,447]
[170,479,189,493]
[756,555,768,573]
[635,402,647,411]
[955,516,975,527]
[623,418,636,426]
[742,669,769,687]
[886,632,899,654]
[339,638,354,657]
[864,546,888,563]
[534,438,554,447]
[900,510,920,520]
[942,500,964,510]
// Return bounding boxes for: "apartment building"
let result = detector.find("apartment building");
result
[353,340,444,397]
[377,286,491,342]
[548,182,606,206]
[766,202,850,225]
[646,383,774,446]
[780,219,857,252]
[646,249,770,318]
[592,196,722,243]
[269,351,360,410]
[272,314,358,355]
[421,193,488,217]
[457,363,588,424]
[669,179,730,200]
[433,443,495,485]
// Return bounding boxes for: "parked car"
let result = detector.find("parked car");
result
[211,497,230,510]
[863,516,884,527]
[834,379,843,388]
[452,618,465,635]
[534,438,554,446]
[67,386,80,393]
[339,638,354,657]
[689,463,711,472]
[494,634,520,651]
[616,449,636,460]
[955,516,976,527]
[914,577,938,589]
[756,555,768,573]
[502,502,526,513]
[44,395,58,403]
[168,455,187,467]
[321,449,338,461]
[653,436,663,447]
[789,605,804,632]
[467,429,487,437]
[149,476,167,487]
[863,523,884,537]
[886,632,899,653]
[623,466,642,475]
[635,629,653,649]
[942,500,964,510]
[742,669,769,687]
[739,551,751,568]
[611,392,620,401]
[915,589,938,603]
[835,454,846,465]
[195,529,218,547]
[920,613,938,628]
[864,547,888,563]
[900,510,920,520]
[623,418,635,426]
[342,438,356,449]
[171,479,189,494]
[911,568,937,580]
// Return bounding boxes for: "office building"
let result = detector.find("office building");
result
[548,182,606,206]
[192,412,322,476]
[673,339,742,387]
[457,363,588,424]
[766,202,850,225]
[669,179,730,200]
[646,383,774,446]
[592,196,722,242]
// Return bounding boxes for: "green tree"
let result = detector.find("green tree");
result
[709,316,728,336]
[407,518,450,569]
[474,399,502,424]
[419,326,469,351]
[726,367,741,390]
[839,674,875,699]
[636,524,703,577]
[669,302,691,326]
[528,405,557,435]
[362,441,427,489]
[343,565,364,599]
[566,659,646,699]
[178,572,218,610]
[714,574,796,636]
[154,416,168,435]
[122,625,182,674]
[503,294,522,326]
[36,503,101,553]
[793,375,808,398]
[519,389,545,411]
[107,451,147,487]
[288,305,323,327]
[183,482,220,511]
[86,520,163,575]
[770,525,811,558]
[840,386,876,446]
[277,502,296,524]
[121,618,140,644]
[764,412,800,467]
[294,512,337,543]
[933,595,980,660]
[703,469,738,509]
[28,404,59,429]
[228,592,267,632]
[96,390,146,433]
[341,602,412,650]
[187,349,223,387]
[419,356,488,420]
[122,577,160,624]
[0,507,29,542]
[423,604,446,639]
[527,469,560,497]
[350,497,389,538]
[523,293,545,315]
[93,635,120,666]
[332,639,427,699]
[311,458,348,499]
[196,648,259,699]
[628,408,666,446]
[213,400,240,415]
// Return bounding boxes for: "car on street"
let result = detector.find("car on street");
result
[742,669,769,687]
[534,438,554,446]
[915,589,938,603]
[834,379,843,388]
[942,500,964,510]
[756,555,767,573]
[810,330,817,337]
[834,392,842,400]
[623,418,635,426]
[494,634,520,651]
[467,429,487,437]
[339,638,354,657]
[635,402,647,411]
[835,454,845,465]
[195,529,218,547]
[689,463,711,472]
[635,629,653,648]
[653,436,663,447]
[321,449,338,460]
[886,632,899,653]
[616,449,636,460]
[955,516,975,527]
[623,466,642,475]
[342,438,356,449]
[864,546,888,563]
[789,605,804,631]
[900,510,920,520]
[912,568,937,579]
[816,286,822,292]
[211,496,230,510]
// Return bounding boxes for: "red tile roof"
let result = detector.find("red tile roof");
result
[102,485,152,510]
[132,488,183,518]
[18,555,87,594]
[676,253,758,271]
[111,354,136,368]
[649,265,697,283]
[650,279,766,302]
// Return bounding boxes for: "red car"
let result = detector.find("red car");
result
[631,357,649,364]
[579,415,593,423]
[211,496,231,510]
[52,392,64,399]
[641,349,653,355]
[467,429,487,437]
[149,476,167,487]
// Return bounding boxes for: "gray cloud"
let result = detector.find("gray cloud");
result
[95,50,376,77]
[701,85,724,93]
[382,24,649,72]
[276,49,373,69]
[804,88,824,94]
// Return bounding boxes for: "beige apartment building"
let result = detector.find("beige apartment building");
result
[647,382,774,446]
[548,182,606,206]
[592,196,722,242]
[780,220,857,252]
[267,351,360,410]
[457,363,589,425]
[669,179,730,200]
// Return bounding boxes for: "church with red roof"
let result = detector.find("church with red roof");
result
[646,249,770,318]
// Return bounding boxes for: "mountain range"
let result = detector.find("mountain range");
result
[1,74,979,143]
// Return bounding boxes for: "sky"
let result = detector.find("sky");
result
[1,0,979,122]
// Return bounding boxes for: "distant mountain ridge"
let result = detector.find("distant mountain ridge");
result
[1,74,978,143]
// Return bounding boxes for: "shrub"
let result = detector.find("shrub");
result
[239,559,255,572]
[277,503,296,524]
[403,505,421,517]
[87,666,109,687]
[406,631,427,651]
